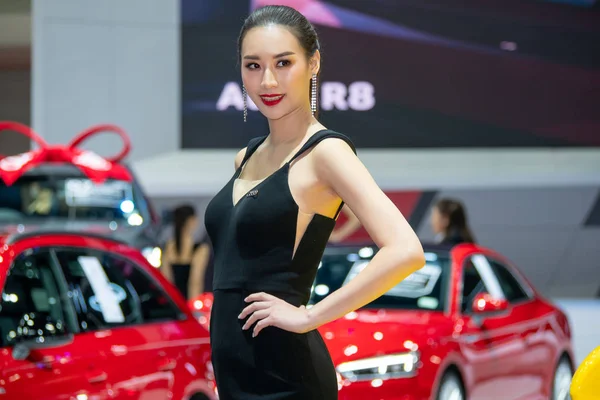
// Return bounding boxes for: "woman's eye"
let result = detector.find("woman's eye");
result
[245,63,259,70]
[277,60,290,67]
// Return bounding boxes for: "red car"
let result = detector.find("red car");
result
[0,121,165,269]
[191,242,574,400]
[0,228,216,400]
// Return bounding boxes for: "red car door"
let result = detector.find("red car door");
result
[54,247,191,399]
[0,249,111,399]
[457,254,527,400]
[484,256,551,398]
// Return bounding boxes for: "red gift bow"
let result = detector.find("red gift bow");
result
[0,121,133,186]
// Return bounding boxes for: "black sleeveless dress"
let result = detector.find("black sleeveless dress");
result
[204,130,355,400]
[171,236,215,298]
[171,242,200,300]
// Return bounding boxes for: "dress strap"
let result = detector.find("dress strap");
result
[239,135,268,168]
[289,130,357,220]
[289,130,356,163]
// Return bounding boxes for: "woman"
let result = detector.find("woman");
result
[161,204,212,300]
[204,5,425,399]
[430,197,476,245]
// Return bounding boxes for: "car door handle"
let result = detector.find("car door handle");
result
[86,370,108,384]
[157,358,177,371]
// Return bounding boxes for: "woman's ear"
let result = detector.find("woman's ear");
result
[310,50,321,75]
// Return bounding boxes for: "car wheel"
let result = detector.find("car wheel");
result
[436,372,465,400]
[552,357,573,400]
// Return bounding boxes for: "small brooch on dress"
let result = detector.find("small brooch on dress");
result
[246,189,259,198]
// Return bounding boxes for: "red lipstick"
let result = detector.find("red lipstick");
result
[259,94,285,107]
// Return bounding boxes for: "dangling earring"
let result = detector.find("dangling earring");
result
[242,85,248,122]
[311,74,317,116]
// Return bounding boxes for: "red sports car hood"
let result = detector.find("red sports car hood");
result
[317,308,453,365]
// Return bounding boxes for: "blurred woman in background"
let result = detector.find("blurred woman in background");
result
[430,197,476,245]
[161,204,213,300]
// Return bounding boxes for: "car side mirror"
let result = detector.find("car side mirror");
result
[471,292,509,315]
[188,292,214,332]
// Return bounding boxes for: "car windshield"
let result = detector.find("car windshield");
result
[0,174,146,226]
[309,245,451,311]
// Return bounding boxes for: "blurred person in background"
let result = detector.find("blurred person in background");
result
[161,204,213,300]
[430,197,476,245]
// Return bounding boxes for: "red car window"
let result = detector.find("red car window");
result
[311,246,451,312]
[485,258,531,303]
[0,251,76,347]
[461,259,487,313]
[54,249,183,332]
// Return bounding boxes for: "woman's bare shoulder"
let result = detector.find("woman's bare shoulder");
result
[234,147,248,170]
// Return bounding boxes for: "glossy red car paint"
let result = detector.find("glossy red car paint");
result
[0,231,216,400]
[190,243,574,400]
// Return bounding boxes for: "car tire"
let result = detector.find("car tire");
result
[552,356,573,400]
[436,371,465,400]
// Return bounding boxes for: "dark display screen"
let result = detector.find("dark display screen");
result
[181,0,600,148]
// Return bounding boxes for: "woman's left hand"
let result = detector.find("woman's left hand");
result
[239,292,312,337]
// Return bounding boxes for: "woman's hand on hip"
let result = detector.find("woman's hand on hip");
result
[239,292,312,337]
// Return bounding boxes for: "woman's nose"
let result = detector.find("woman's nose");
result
[261,69,278,89]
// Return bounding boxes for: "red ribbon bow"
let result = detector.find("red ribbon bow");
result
[0,121,133,186]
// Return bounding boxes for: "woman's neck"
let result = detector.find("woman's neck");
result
[266,107,320,146]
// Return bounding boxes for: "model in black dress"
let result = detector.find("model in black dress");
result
[205,131,354,399]
[203,5,426,399]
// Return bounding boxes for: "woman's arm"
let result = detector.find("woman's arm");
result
[304,139,425,329]
[188,244,210,300]
[160,241,175,284]
[328,204,361,243]
[241,139,425,336]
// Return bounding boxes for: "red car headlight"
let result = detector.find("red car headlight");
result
[336,351,420,381]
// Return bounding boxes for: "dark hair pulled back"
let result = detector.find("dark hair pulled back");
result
[238,5,321,117]
[435,198,476,244]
